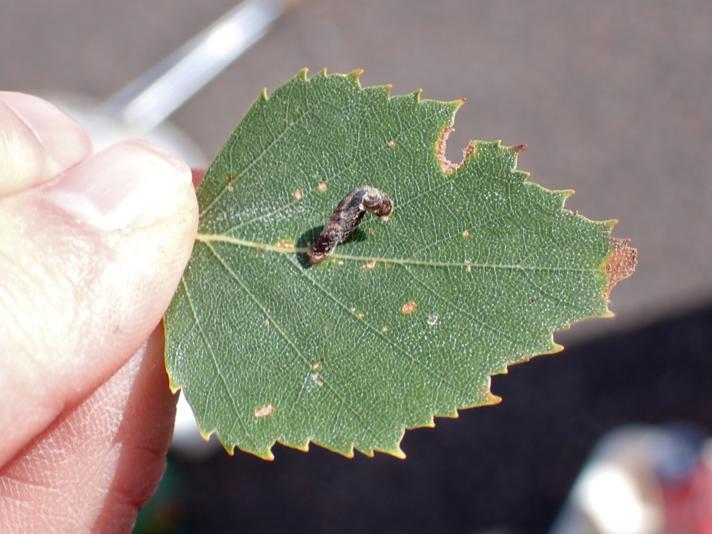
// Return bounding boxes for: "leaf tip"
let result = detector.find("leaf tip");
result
[348,68,364,81]
[481,378,503,405]
[260,87,269,101]
[414,88,423,102]
[214,432,277,461]
[278,438,311,453]
[387,446,407,460]
[297,67,309,80]
[295,442,311,452]
[340,446,356,459]
[246,443,276,461]
[547,342,565,354]
[604,218,620,230]
[371,441,407,460]
[260,450,276,461]
[558,188,576,201]
[303,439,357,459]
[443,408,461,419]
[487,392,503,405]
[510,143,528,155]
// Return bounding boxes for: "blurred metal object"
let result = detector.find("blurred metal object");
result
[99,0,292,133]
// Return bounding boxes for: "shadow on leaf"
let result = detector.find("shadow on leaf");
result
[296,226,367,268]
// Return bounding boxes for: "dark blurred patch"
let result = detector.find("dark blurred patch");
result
[162,303,712,534]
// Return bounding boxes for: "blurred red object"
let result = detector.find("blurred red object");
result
[661,451,712,534]
[552,425,712,534]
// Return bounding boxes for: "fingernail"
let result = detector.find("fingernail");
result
[0,92,91,177]
[45,139,193,231]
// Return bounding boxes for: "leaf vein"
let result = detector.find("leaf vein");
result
[196,234,598,273]
[179,277,258,452]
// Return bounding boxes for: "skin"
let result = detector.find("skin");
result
[0,93,199,532]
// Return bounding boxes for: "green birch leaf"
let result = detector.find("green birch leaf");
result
[164,69,636,459]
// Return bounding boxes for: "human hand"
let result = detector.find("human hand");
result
[0,93,198,532]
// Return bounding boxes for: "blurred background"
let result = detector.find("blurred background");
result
[2,1,711,532]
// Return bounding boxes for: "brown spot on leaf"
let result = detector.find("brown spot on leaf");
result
[361,260,378,271]
[462,230,471,239]
[387,139,396,148]
[225,174,238,192]
[401,301,417,315]
[317,182,328,193]
[276,239,295,251]
[254,404,275,418]
[604,237,637,301]
[293,189,304,201]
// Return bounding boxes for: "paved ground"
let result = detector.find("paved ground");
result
[4,0,711,341]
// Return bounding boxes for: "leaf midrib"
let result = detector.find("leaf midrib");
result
[195,233,599,273]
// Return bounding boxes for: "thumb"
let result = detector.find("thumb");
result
[0,102,198,464]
